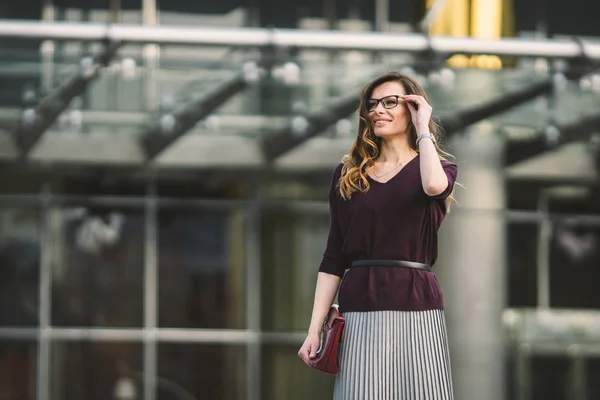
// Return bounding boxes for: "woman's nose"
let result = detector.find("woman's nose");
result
[374,103,386,112]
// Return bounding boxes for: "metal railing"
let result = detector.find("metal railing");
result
[1,20,600,59]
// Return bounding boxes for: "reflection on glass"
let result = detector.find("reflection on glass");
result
[587,358,600,400]
[0,208,39,326]
[262,344,333,400]
[158,344,245,400]
[531,356,568,400]
[158,208,245,329]
[0,340,37,400]
[261,211,328,331]
[507,223,537,307]
[50,341,142,400]
[51,206,144,327]
[551,225,600,308]
[0,45,41,110]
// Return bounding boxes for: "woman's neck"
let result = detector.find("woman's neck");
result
[378,135,415,164]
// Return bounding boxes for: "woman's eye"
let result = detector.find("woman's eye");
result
[382,99,396,108]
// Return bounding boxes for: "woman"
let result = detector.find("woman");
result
[298,71,457,399]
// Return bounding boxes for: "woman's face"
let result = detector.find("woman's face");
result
[366,81,411,138]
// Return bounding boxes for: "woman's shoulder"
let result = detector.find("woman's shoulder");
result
[326,162,345,194]
[332,161,345,179]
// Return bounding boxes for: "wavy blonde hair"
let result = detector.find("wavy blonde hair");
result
[339,71,455,208]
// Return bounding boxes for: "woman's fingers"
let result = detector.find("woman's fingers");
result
[298,335,321,365]
[298,346,315,364]
[298,347,310,364]
[404,94,430,108]
[309,343,318,359]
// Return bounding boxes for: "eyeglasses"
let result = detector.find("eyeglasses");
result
[366,95,402,112]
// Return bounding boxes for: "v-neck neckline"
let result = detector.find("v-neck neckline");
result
[368,154,419,184]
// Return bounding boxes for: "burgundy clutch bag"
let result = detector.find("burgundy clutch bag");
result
[309,304,345,375]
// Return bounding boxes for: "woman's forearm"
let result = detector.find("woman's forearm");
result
[417,126,448,196]
[307,272,342,334]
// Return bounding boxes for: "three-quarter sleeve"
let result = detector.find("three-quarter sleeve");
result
[318,164,346,277]
[427,160,458,200]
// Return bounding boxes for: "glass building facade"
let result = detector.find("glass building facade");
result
[1,1,600,400]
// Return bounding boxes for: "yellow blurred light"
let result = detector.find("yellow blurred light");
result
[426,0,511,70]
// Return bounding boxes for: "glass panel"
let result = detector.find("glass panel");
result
[507,223,538,307]
[0,45,42,108]
[587,357,600,400]
[158,343,245,400]
[531,356,569,400]
[51,205,144,327]
[505,355,516,400]
[158,207,245,329]
[0,340,37,400]
[50,341,143,400]
[261,210,328,331]
[4,22,600,140]
[0,207,40,326]
[550,224,600,308]
[0,176,45,194]
[261,344,334,400]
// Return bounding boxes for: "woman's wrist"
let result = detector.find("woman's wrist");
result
[416,132,436,147]
[308,321,323,335]
[415,124,430,135]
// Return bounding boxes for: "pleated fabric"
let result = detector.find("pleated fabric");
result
[333,310,454,400]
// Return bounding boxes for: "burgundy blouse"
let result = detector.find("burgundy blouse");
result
[318,155,458,313]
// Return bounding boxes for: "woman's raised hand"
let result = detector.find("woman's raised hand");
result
[403,94,432,132]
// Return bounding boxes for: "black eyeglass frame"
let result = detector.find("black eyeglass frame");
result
[366,95,403,112]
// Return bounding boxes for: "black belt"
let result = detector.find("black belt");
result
[351,259,431,272]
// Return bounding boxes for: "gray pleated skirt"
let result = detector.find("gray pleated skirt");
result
[333,309,454,400]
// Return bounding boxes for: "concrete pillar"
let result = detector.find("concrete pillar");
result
[436,127,507,400]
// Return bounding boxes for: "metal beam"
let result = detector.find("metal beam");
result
[14,39,121,156]
[261,91,360,162]
[139,63,262,160]
[503,41,600,166]
[2,20,600,59]
[507,113,600,166]
[441,78,554,135]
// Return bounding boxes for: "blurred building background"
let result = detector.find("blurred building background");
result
[0,0,600,399]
